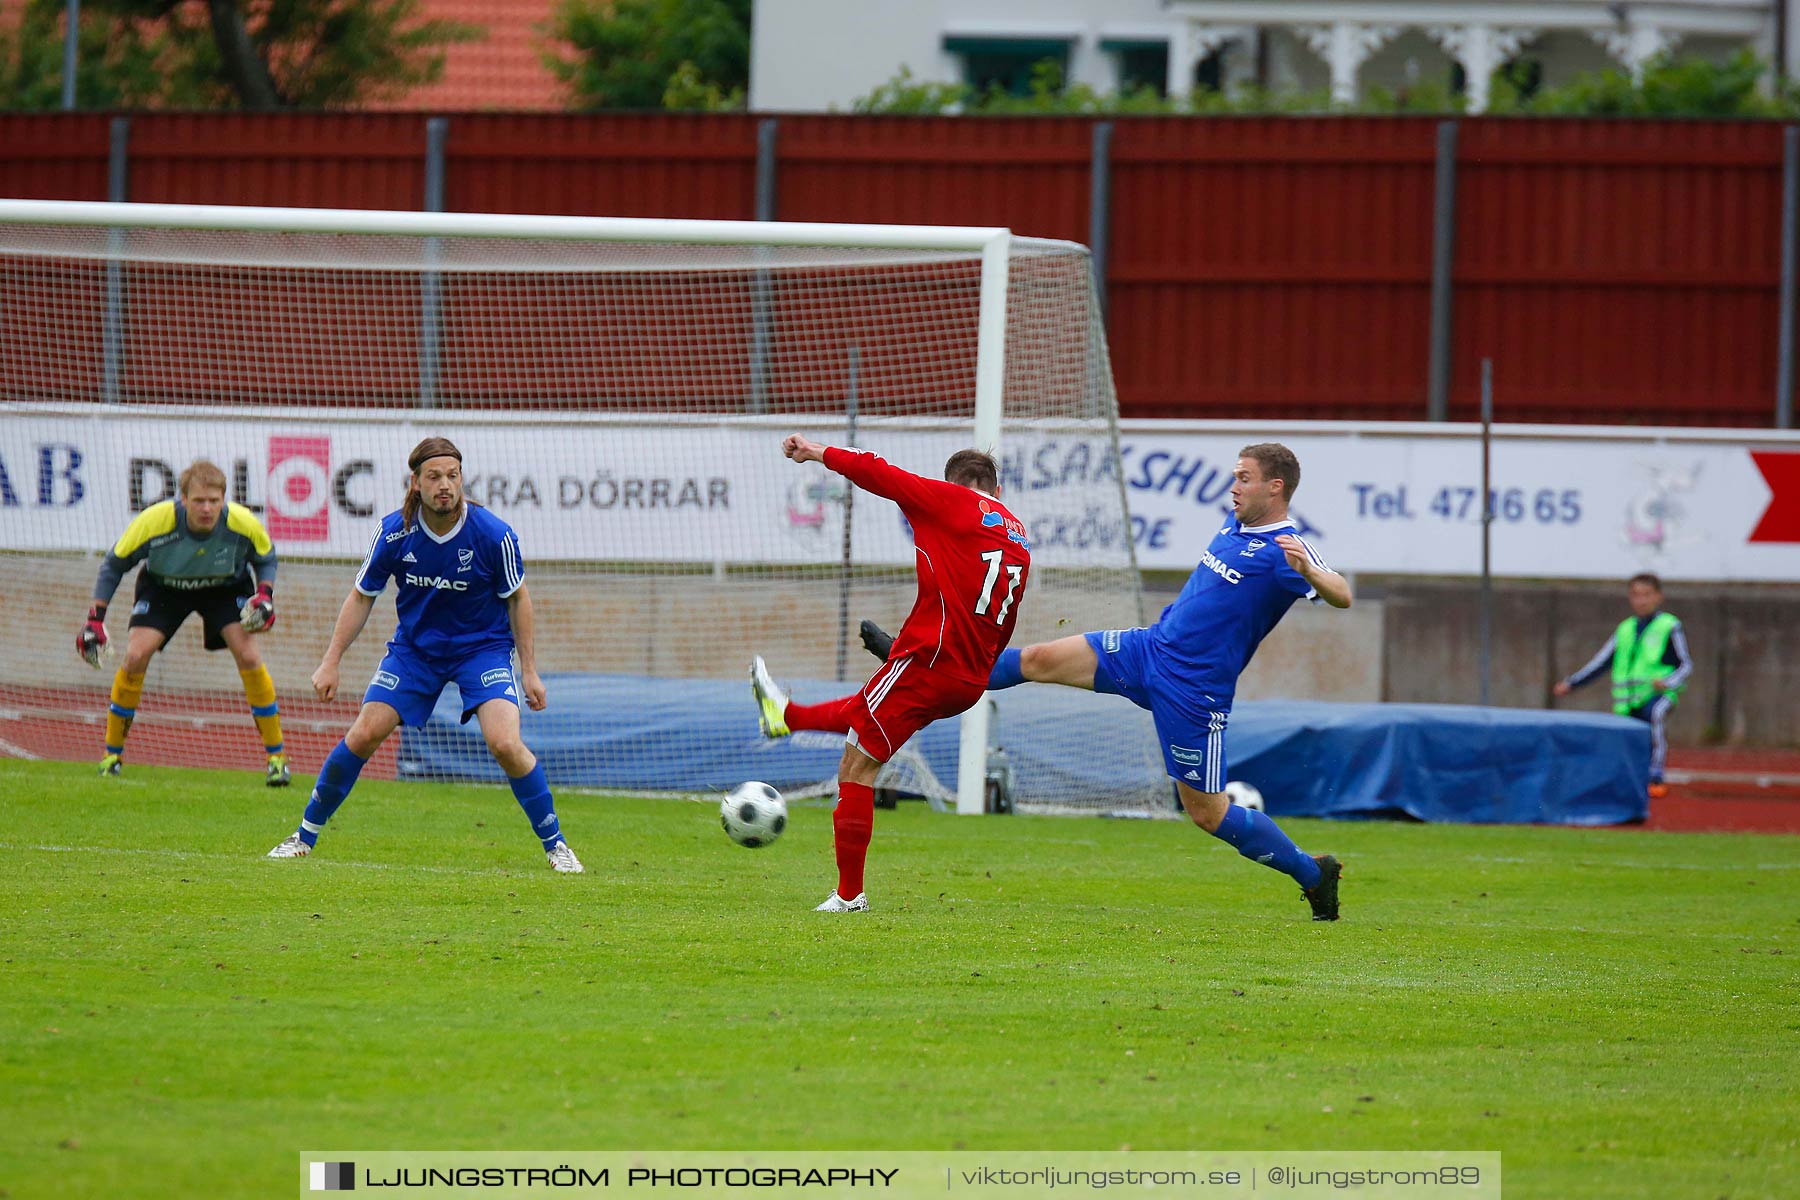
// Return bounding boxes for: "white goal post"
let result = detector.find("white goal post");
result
[0,199,1166,815]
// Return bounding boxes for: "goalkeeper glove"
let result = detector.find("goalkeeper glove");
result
[77,604,109,668]
[240,582,276,633]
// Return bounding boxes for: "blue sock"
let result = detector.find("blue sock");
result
[298,740,369,846]
[988,648,1025,690]
[1211,802,1322,889]
[509,763,562,850]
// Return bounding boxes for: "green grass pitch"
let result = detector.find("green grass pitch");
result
[2,759,1796,1199]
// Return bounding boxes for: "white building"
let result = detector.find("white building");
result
[750,1,1800,114]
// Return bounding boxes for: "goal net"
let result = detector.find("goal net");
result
[0,201,1169,814]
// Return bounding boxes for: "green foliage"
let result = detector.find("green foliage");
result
[847,59,1345,116]
[548,0,748,111]
[1491,49,1786,117]
[849,51,1800,118]
[0,0,478,109]
[2,758,1798,1199]
[847,65,971,115]
[0,0,195,108]
[1361,79,1468,115]
[243,0,481,108]
[660,59,742,112]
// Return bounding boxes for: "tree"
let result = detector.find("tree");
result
[0,0,479,110]
[548,0,748,111]
[0,0,192,107]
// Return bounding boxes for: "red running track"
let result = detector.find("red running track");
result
[1651,748,1800,835]
[0,686,399,781]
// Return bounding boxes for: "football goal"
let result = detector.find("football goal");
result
[0,199,1168,814]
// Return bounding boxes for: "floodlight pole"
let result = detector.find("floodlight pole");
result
[957,232,1012,816]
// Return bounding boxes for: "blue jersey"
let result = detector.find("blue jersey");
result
[1146,515,1326,709]
[354,504,525,664]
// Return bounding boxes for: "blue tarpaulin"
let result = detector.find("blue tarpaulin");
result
[398,673,1648,825]
[1222,700,1649,826]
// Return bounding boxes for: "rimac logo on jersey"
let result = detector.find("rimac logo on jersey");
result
[404,573,469,591]
[1199,549,1244,584]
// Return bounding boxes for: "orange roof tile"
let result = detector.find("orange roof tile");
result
[368,0,568,111]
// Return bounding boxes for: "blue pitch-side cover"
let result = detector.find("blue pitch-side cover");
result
[397,676,1649,826]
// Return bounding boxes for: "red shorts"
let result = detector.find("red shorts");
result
[847,656,986,763]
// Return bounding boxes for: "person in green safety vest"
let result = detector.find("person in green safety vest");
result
[1553,573,1692,799]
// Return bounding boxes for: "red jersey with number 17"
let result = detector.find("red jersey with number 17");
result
[823,447,1032,689]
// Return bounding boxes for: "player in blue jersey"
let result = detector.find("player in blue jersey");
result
[267,437,582,873]
[863,443,1352,919]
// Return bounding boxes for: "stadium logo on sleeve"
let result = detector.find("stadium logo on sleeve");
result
[267,436,332,542]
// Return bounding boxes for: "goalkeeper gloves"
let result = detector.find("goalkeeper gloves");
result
[77,603,109,668]
[240,582,276,633]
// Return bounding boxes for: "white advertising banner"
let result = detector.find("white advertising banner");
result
[4,407,1799,581]
[1108,421,1800,581]
[0,407,1125,572]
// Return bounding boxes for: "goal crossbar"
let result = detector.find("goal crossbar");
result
[0,199,1014,254]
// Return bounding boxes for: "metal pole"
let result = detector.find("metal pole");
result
[420,117,448,409]
[835,345,859,682]
[102,116,128,404]
[1427,120,1460,422]
[750,118,779,415]
[1088,120,1114,322]
[958,232,1012,815]
[61,0,80,110]
[1479,357,1494,707]
[754,117,778,224]
[1778,125,1798,429]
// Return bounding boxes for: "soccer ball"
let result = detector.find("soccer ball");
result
[721,781,787,848]
[1224,780,1264,812]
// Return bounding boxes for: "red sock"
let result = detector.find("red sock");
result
[834,780,875,899]
[785,694,856,734]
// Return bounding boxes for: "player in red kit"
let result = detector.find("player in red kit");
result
[751,435,1031,913]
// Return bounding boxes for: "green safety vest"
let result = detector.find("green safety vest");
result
[1611,612,1682,714]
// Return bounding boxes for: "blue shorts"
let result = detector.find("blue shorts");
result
[363,644,519,727]
[1085,628,1230,792]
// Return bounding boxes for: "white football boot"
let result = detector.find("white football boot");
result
[546,841,585,874]
[266,833,310,859]
[814,890,869,913]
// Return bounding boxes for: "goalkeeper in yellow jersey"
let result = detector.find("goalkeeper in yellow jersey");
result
[77,459,290,785]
